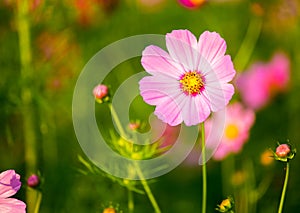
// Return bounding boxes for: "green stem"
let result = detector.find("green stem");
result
[16,0,38,212]
[201,122,207,213]
[135,163,161,213]
[33,190,42,213]
[128,188,134,213]
[109,104,160,212]
[221,155,235,196]
[278,163,290,213]
[233,16,262,71]
[109,103,127,138]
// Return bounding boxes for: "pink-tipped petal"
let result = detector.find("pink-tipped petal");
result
[0,198,26,213]
[166,30,199,71]
[0,170,21,198]
[139,75,179,105]
[141,45,184,78]
[205,83,235,112]
[210,55,236,83]
[154,93,185,126]
[184,95,211,125]
[197,31,227,67]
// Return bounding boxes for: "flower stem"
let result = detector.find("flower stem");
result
[109,103,127,138]
[135,163,161,213]
[201,122,207,213]
[128,188,134,213]
[233,16,262,71]
[109,104,160,212]
[16,0,38,212]
[278,162,290,213]
[34,191,42,213]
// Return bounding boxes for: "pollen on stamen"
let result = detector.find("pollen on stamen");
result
[179,71,204,96]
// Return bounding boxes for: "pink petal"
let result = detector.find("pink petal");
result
[139,75,179,106]
[0,198,26,213]
[183,95,211,125]
[210,55,236,83]
[197,31,227,68]
[154,93,186,126]
[166,29,199,71]
[0,170,21,198]
[205,83,235,112]
[141,45,184,78]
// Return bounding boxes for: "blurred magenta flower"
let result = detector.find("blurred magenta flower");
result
[0,170,26,213]
[178,0,206,9]
[139,30,236,126]
[236,52,290,110]
[207,102,255,160]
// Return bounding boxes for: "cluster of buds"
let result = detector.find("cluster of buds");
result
[273,142,296,162]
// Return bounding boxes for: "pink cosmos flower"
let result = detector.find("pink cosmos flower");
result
[206,102,255,160]
[236,52,290,110]
[139,30,236,126]
[178,0,206,9]
[0,170,26,213]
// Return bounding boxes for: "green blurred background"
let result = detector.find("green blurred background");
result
[0,0,300,212]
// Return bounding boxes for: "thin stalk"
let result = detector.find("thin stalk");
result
[278,163,290,213]
[221,155,235,196]
[201,122,207,213]
[16,0,38,212]
[33,191,42,213]
[233,16,262,71]
[109,104,160,212]
[135,163,161,213]
[128,188,134,213]
[109,103,127,138]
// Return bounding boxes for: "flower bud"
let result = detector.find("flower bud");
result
[276,144,290,157]
[128,122,140,131]
[27,174,40,188]
[216,196,234,212]
[273,142,296,162]
[93,84,109,103]
[103,207,116,213]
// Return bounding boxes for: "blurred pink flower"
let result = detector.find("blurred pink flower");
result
[139,30,236,126]
[0,170,26,213]
[207,102,255,160]
[178,0,206,9]
[236,52,290,110]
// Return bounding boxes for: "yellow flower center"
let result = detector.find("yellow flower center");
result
[225,124,239,140]
[191,0,206,6]
[179,71,204,96]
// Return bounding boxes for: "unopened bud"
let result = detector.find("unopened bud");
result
[93,84,109,103]
[103,207,116,213]
[27,174,40,188]
[273,142,296,162]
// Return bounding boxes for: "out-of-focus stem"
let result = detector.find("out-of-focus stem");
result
[201,122,207,213]
[233,17,262,71]
[16,0,38,212]
[34,191,42,213]
[128,188,134,213]
[135,163,161,213]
